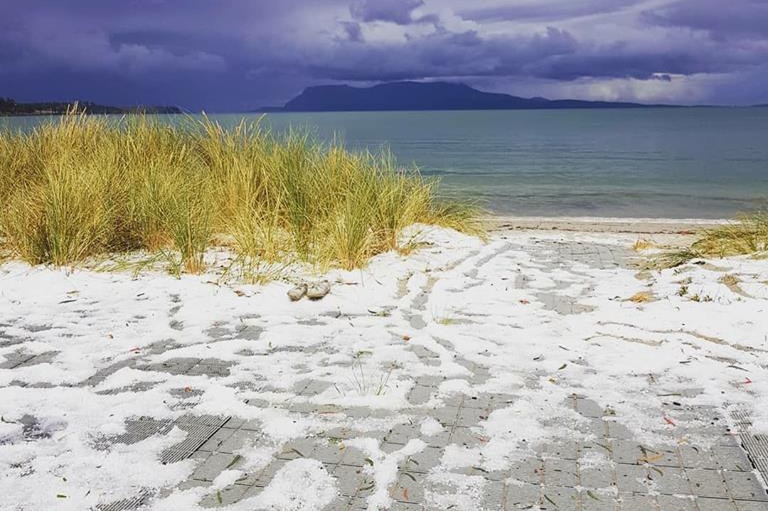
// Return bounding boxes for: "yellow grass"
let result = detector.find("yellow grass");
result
[0,112,482,274]
[651,211,768,268]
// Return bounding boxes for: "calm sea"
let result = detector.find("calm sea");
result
[3,108,767,219]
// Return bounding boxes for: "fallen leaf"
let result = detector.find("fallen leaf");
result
[225,454,242,469]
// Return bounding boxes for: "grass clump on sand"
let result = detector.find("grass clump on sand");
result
[652,211,768,268]
[0,112,481,274]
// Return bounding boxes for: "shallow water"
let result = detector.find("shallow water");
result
[3,108,768,218]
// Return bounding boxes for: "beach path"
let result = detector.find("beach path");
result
[1,227,767,510]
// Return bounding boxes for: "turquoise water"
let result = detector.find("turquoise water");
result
[3,108,768,218]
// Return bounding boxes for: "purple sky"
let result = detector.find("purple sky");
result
[2,0,767,110]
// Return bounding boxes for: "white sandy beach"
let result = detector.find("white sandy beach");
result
[1,222,767,510]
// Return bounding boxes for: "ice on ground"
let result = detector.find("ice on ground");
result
[1,225,767,509]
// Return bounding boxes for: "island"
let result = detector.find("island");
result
[259,81,676,112]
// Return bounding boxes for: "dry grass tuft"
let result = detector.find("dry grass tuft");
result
[0,112,481,275]
[632,239,657,252]
[626,291,654,303]
[649,211,768,269]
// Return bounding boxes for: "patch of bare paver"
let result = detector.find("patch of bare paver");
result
[1,232,767,511]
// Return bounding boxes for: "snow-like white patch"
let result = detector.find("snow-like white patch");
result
[346,438,426,511]
[420,417,444,436]
[1,225,767,507]
[255,459,337,511]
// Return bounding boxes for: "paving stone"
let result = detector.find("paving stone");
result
[577,490,617,511]
[605,421,634,440]
[339,445,371,467]
[462,394,492,409]
[321,496,353,511]
[580,466,616,490]
[456,406,488,427]
[542,486,579,510]
[544,458,579,487]
[575,399,606,418]
[334,464,372,497]
[217,428,261,453]
[479,481,505,511]
[508,459,544,485]
[687,469,729,499]
[505,482,541,510]
[649,466,691,495]
[619,493,658,511]
[391,471,424,503]
[252,459,287,487]
[540,441,580,460]
[407,385,432,405]
[615,464,650,493]
[386,422,420,444]
[679,446,717,470]
[449,426,485,448]
[399,446,442,474]
[191,452,243,482]
[735,501,768,511]
[714,446,754,471]
[277,437,317,460]
[611,441,647,465]
[655,495,696,511]
[697,498,738,511]
[723,471,768,501]
[579,418,608,439]
[431,406,460,427]
[197,427,237,452]
[199,484,250,507]
[312,439,348,465]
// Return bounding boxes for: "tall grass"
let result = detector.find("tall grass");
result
[0,112,480,274]
[651,211,768,268]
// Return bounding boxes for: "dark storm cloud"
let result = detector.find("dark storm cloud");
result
[350,0,424,25]
[459,0,645,22]
[0,0,766,108]
[642,0,768,39]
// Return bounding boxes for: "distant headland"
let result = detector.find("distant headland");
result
[257,81,679,112]
[0,98,181,116]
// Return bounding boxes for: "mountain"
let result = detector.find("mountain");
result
[0,98,181,116]
[263,81,675,112]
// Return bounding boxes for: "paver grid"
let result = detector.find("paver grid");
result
[5,238,766,510]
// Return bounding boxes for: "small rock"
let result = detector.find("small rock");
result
[306,280,331,300]
[287,284,308,301]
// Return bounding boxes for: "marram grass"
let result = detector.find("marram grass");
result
[0,113,482,274]
[651,211,768,269]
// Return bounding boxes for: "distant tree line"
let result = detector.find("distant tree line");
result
[0,97,181,116]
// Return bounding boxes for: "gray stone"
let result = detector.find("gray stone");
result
[723,471,768,501]
[696,498,738,511]
[687,469,728,499]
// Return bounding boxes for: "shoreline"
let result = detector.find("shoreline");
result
[485,215,728,234]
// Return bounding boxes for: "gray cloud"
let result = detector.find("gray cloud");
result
[0,0,766,109]
[350,0,424,24]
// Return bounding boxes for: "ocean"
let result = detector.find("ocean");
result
[3,108,768,218]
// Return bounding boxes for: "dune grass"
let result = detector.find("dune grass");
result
[651,211,768,268]
[0,112,481,274]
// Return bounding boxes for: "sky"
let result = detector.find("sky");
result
[1,0,767,111]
